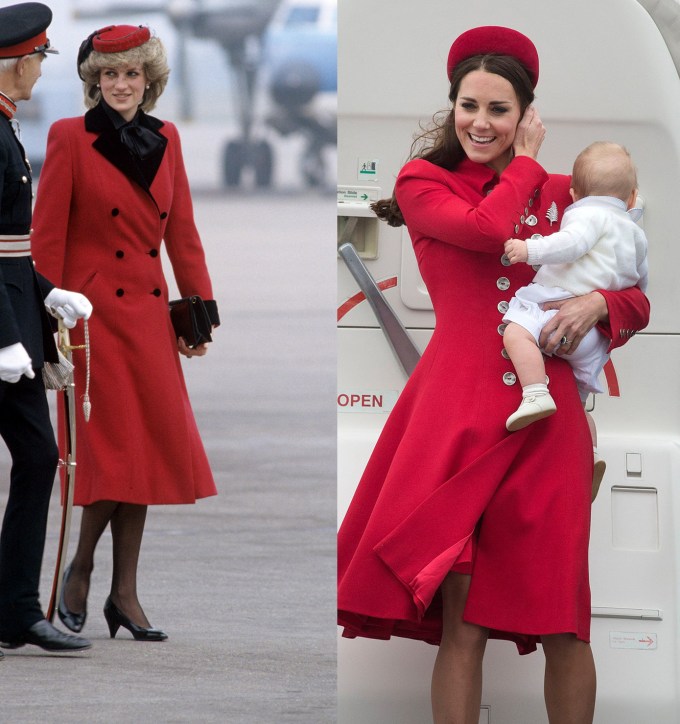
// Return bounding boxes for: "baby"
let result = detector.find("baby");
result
[502,142,648,494]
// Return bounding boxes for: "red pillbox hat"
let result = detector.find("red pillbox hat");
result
[91,25,151,53]
[446,26,539,88]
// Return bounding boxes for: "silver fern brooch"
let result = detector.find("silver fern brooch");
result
[546,201,558,226]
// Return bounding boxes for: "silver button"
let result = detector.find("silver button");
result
[497,323,507,336]
[21,176,28,183]
[500,253,511,267]
[501,348,510,360]
[530,233,543,240]
[532,264,541,272]
[528,198,534,207]
[497,277,510,291]
[520,215,525,224]
[525,215,538,226]
[514,224,520,234]
[503,372,517,385]
[497,301,509,314]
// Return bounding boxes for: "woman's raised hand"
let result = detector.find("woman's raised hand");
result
[513,105,546,160]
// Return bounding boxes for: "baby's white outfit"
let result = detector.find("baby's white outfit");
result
[502,195,649,400]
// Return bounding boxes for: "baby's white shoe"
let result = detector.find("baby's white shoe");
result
[506,392,556,431]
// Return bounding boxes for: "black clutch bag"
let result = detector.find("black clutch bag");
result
[169,296,213,348]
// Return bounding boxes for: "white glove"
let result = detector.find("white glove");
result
[44,288,93,329]
[0,342,34,383]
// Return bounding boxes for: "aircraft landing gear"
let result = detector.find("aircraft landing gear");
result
[223,139,273,188]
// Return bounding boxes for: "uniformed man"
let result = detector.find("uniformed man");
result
[0,2,93,655]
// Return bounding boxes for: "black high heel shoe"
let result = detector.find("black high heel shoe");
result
[103,597,168,641]
[57,565,87,633]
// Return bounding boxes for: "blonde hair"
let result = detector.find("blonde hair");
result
[571,141,638,202]
[79,35,169,112]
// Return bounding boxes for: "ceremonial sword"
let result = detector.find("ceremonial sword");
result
[46,319,91,623]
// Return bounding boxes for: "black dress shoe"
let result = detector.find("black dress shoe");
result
[0,619,92,652]
[58,564,87,633]
[103,597,168,641]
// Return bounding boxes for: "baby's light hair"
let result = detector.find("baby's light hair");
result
[571,141,638,202]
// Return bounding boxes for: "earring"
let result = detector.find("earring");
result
[96,83,100,88]
[146,84,150,89]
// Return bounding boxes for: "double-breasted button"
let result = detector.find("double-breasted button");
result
[501,348,510,360]
[115,250,124,258]
[149,249,159,258]
[528,198,534,207]
[111,208,120,216]
[151,288,161,297]
[514,224,520,234]
[497,277,510,291]
[503,372,517,386]
[497,301,509,314]
[116,288,124,297]
[497,323,507,336]
[525,215,538,226]
[160,211,168,219]
[500,253,511,267]
[21,175,28,183]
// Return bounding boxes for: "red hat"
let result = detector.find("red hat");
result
[77,25,151,80]
[91,25,151,54]
[446,26,539,88]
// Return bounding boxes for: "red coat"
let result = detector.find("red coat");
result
[31,107,217,505]
[338,156,650,654]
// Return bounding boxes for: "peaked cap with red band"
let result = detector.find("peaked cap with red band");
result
[0,2,58,59]
[446,26,539,88]
[77,24,151,79]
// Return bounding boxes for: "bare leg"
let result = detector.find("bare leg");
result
[63,500,119,614]
[431,573,489,724]
[584,409,597,448]
[109,503,151,628]
[542,634,596,724]
[503,322,546,387]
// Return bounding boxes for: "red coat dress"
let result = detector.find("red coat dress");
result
[31,105,218,506]
[338,156,650,654]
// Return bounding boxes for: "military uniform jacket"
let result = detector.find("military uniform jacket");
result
[0,115,56,366]
[31,104,217,505]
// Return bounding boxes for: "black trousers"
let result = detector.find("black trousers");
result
[0,373,59,638]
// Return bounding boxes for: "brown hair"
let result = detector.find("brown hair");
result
[571,141,637,202]
[371,53,535,227]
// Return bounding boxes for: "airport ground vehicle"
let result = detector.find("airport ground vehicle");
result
[337,0,680,721]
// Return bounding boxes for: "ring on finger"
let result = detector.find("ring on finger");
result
[560,335,572,346]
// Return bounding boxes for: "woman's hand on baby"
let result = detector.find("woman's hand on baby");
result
[539,292,608,355]
[504,238,528,264]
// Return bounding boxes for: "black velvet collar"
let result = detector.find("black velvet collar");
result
[84,102,167,192]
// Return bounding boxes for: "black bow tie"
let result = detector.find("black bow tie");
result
[119,122,164,161]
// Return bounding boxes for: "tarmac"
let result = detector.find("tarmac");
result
[0,147,337,723]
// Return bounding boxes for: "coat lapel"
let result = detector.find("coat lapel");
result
[85,103,167,195]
